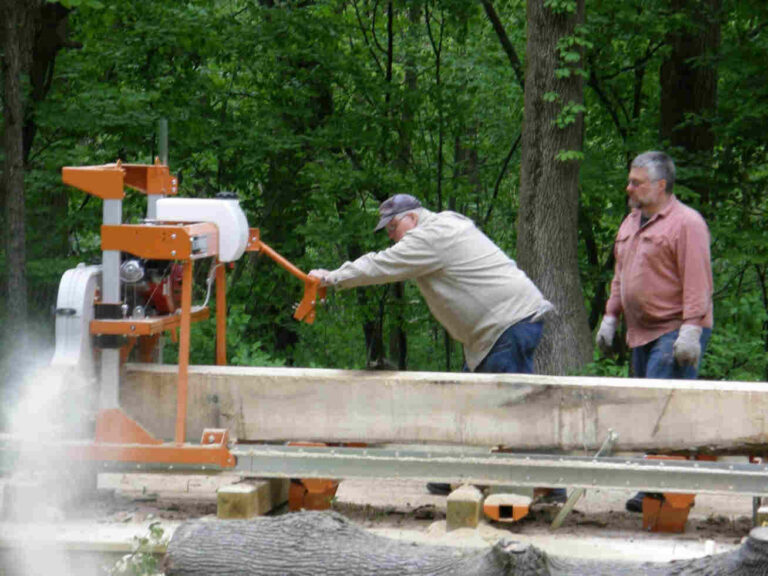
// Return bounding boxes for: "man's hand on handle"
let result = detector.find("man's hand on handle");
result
[673,324,702,367]
[308,269,332,287]
[596,315,618,355]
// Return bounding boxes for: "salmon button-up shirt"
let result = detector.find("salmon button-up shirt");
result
[605,195,713,348]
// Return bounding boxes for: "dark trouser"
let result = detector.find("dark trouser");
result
[470,318,543,374]
[631,327,712,379]
[440,318,565,502]
[627,327,712,512]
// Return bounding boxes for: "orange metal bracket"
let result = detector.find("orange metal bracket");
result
[83,409,236,468]
[95,408,163,445]
[90,307,209,336]
[246,228,326,324]
[62,163,126,200]
[101,223,218,260]
[62,159,179,200]
[123,158,178,196]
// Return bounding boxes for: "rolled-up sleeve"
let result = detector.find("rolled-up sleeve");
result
[677,214,713,325]
[605,252,624,318]
[605,222,631,319]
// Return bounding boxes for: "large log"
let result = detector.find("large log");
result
[123,364,768,453]
[163,511,768,576]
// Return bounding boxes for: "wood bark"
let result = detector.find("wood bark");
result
[516,0,593,376]
[164,511,768,575]
[1,0,40,348]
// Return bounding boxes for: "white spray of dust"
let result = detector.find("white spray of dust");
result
[0,336,107,576]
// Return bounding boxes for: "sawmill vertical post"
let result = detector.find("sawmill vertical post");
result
[99,197,122,409]
[216,261,227,365]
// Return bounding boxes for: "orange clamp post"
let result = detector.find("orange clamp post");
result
[175,260,194,444]
[245,228,325,324]
[641,455,695,533]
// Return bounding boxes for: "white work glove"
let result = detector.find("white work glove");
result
[673,324,703,367]
[308,269,333,287]
[596,315,618,355]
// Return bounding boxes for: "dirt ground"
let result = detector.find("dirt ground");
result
[0,471,756,567]
[78,475,755,546]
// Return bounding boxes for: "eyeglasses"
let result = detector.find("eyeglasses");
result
[385,217,402,234]
[628,177,661,189]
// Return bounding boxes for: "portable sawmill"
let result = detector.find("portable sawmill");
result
[51,159,324,469]
[28,160,768,531]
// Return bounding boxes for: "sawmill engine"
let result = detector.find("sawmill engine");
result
[119,258,183,319]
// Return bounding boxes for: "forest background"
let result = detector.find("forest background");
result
[0,0,766,402]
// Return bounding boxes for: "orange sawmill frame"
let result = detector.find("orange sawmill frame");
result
[61,160,323,469]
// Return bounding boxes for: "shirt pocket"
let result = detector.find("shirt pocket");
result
[638,233,671,268]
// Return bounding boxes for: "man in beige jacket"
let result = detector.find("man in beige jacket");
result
[310,194,563,499]
[310,194,553,374]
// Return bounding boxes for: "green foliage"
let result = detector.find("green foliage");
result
[544,0,578,15]
[555,149,585,162]
[107,521,165,576]
[4,0,767,382]
[554,101,587,128]
[53,0,103,8]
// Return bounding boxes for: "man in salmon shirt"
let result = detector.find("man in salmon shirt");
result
[595,151,714,513]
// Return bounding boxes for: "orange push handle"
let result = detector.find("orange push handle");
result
[246,228,325,324]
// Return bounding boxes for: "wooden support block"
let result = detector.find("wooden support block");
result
[446,484,484,530]
[217,480,274,519]
[483,493,532,523]
[268,478,290,507]
[755,506,768,526]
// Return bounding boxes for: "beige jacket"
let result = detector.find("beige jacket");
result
[328,209,546,370]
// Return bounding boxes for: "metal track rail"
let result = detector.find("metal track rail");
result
[228,445,768,496]
[4,442,768,496]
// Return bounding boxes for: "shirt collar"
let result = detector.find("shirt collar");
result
[630,194,678,227]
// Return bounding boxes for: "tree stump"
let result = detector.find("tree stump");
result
[163,511,768,576]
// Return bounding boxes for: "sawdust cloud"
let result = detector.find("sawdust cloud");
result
[0,335,107,576]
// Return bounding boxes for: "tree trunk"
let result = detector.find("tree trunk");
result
[164,511,768,575]
[1,0,40,350]
[516,0,592,375]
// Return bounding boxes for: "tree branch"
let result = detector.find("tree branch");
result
[483,132,520,226]
[480,0,524,90]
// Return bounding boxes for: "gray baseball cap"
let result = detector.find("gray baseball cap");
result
[374,194,422,232]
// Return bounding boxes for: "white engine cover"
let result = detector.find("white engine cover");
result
[156,198,249,262]
[51,263,101,378]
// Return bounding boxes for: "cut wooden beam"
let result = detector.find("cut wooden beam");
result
[122,364,768,454]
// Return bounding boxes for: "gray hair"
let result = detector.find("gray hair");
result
[631,151,675,193]
[393,207,427,224]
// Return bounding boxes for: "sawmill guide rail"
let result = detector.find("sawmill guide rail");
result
[3,441,766,498]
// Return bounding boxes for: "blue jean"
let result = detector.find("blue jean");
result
[471,318,543,374]
[631,328,712,379]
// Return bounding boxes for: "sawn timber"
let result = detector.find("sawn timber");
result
[123,364,768,454]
